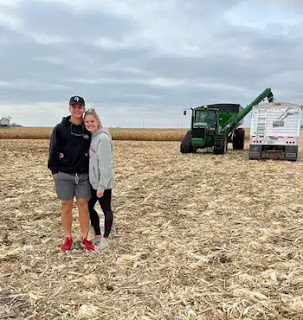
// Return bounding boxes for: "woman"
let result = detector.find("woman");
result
[84,108,114,249]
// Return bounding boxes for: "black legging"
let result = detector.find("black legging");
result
[88,189,113,238]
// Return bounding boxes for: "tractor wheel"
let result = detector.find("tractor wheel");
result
[213,139,227,155]
[180,131,193,153]
[233,128,245,150]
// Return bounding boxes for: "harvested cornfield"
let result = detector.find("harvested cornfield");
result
[0,127,53,139]
[1,139,303,319]
[0,127,187,141]
[0,127,251,141]
[107,128,188,141]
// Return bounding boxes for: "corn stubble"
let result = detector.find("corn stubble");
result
[0,137,303,319]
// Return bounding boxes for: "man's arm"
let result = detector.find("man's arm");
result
[47,126,61,175]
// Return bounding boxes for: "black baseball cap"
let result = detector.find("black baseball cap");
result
[69,95,85,106]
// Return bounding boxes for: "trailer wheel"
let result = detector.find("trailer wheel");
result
[249,145,262,160]
[233,128,245,150]
[284,146,298,161]
[180,131,193,153]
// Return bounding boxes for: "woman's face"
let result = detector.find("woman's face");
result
[84,114,98,132]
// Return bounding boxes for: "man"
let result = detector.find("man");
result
[48,96,94,251]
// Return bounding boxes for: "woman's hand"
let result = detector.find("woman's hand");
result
[97,189,104,198]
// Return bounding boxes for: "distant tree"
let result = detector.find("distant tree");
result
[0,116,11,128]
[11,122,22,127]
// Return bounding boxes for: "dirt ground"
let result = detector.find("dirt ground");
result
[1,139,303,320]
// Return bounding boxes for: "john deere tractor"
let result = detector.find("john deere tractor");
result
[180,88,274,154]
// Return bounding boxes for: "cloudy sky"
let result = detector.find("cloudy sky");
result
[0,0,303,128]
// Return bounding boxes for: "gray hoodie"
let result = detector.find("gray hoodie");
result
[89,128,114,191]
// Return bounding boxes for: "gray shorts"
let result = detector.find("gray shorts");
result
[54,172,91,200]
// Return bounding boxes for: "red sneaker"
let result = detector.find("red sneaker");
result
[82,238,95,251]
[61,237,73,251]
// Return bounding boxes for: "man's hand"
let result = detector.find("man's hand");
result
[97,189,104,198]
[52,173,58,181]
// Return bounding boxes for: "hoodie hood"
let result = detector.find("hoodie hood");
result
[92,128,111,137]
[61,115,71,125]
[61,115,84,127]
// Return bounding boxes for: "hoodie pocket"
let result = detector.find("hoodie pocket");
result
[92,166,98,180]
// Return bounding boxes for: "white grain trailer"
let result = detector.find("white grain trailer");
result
[249,102,302,161]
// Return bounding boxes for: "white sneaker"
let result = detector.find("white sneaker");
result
[92,235,102,245]
[99,238,109,250]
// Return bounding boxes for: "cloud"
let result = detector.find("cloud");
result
[0,0,303,128]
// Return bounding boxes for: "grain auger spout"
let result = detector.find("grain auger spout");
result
[221,88,274,137]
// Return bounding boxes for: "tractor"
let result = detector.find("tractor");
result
[180,88,274,154]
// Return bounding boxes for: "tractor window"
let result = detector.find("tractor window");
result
[195,111,216,126]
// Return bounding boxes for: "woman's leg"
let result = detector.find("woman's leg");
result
[88,189,101,235]
[98,189,113,238]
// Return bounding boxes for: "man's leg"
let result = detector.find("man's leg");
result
[76,198,90,239]
[77,198,94,250]
[55,172,76,250]
[61,200,74,238]
[75,174,94,250]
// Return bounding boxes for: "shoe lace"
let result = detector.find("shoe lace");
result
[66,237,72,244]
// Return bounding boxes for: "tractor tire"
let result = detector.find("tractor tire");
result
[180,131,193,153]
[233,128,245,150]
[213,139,227,155]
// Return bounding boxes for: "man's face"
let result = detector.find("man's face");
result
[69,104,85,119]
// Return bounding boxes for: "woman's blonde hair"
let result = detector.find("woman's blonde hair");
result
[84,108,102,129]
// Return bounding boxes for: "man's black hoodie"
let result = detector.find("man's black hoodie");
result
[48,116,91,174]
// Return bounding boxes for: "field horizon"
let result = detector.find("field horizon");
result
[0,127,251,141]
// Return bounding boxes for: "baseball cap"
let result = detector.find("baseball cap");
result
[69,96,85,106]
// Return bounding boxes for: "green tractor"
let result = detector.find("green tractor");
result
[180,88,274,154]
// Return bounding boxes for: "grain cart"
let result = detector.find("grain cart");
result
[180,88,274,154]
[249,102,302,161]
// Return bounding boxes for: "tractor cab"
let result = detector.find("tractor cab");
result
[181,106,219,152]
[189,107,219,150]
[193,108,219,134]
